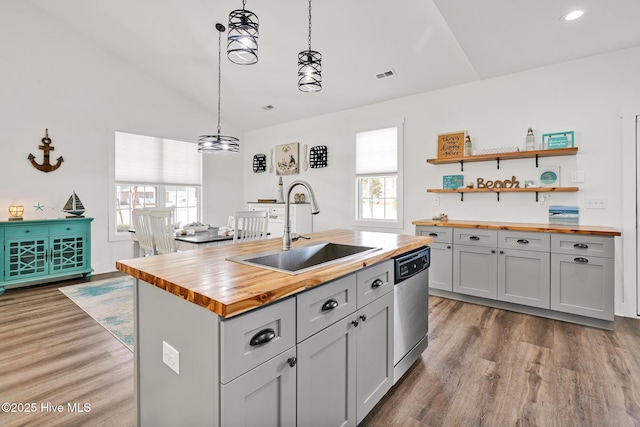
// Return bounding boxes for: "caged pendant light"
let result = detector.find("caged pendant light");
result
[198,23,240,154]
[298,0,322,92]
[227,0,259,65]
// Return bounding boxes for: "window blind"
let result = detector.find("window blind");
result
[355,127,397,174]
[115,131,201,185]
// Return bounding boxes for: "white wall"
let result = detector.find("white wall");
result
[0,1,243,274]
[243,46,640,317]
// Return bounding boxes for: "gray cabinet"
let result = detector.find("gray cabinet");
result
[220,347,297,427]
[497,231,550,309]
[453,229,498,299]
[551,234,614,320]
[416,226,452,291]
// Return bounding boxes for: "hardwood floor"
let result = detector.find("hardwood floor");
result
[2,276,640,426]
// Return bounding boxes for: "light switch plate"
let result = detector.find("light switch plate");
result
[571,171,585,183]
[163,341,180,375]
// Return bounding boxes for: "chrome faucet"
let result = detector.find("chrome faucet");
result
[283,180,320,251]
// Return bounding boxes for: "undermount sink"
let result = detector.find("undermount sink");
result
[227,241,380,275]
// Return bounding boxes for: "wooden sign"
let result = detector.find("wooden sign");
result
[477,176,520,189]
[437,131,466,159]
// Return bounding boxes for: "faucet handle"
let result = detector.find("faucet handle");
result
[290,233,311,242]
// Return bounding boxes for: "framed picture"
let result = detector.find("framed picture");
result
[542,131,574,149]
[437,131,466,159]
[443,175,464,189]
[276,143,299,176]
[539,166,560,187]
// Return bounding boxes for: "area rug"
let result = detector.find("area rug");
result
[59,276,134,351]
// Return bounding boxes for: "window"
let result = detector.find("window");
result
[355,121,403,228]
[114,132,202,236]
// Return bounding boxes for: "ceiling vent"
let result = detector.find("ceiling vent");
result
[262,105,275,111]
[375,69,397,80]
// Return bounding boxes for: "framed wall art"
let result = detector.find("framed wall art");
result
[539,165,560,187]
[276,143,299,176]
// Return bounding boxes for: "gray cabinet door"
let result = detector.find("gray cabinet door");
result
[356,291,394,424]
[428,242,453,291]
[498,248,550,308]
[453,244,497,299]
[551,254,614,320]
[220,347,297,427]
[297,317,356,427]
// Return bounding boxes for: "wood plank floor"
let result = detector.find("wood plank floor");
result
[2,276,640,426]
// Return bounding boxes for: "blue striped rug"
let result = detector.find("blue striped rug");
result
[59,276,134,351]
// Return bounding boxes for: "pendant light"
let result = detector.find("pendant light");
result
[298,0,322,92]
[227,0,259,65]
[198,23,239,154]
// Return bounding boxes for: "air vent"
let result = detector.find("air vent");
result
[262,105,275,111]
[375,69,397,80]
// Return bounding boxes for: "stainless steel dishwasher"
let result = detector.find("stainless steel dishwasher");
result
[393,246,430,383]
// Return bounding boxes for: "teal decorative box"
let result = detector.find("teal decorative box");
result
[542,131,574,149]
[443,175,464,189]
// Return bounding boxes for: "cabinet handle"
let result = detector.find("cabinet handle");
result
[428,232,438,237]
[574,243,589,249]
[66,227,71,231]
[25,230,30,233]
[249,328,276,346]
[321,299,339,312]
[574,257,589,263]
[287,357,297,368]
[351,319,359,327]
[516,239,529,244]
[499,250,504,254]
[371,278,383,289]
[359,314,367,323]
[469,236,480,241]
[447,245,451,249]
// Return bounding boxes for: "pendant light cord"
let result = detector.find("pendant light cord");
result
[307,0,312,51]
[217,27,222,136]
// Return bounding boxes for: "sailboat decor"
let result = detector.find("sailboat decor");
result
[62,191,85,218]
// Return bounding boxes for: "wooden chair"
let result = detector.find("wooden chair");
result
[149,208,178,254]
[132,209,155,256]
[232,210,269,243]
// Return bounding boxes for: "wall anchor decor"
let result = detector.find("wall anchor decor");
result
[28,129,64,173]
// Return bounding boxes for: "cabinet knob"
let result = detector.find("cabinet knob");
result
[25,230,30,233]
[574,243,589,249]
[359,314,367,323]
[447,245,451,249]
[287,357,297,368]
[371,278,383,289]
[351,319,359,327]
[491,249,496,254]
[249,328,276,346]
[574,257,589,263]
[321,299,339,312]
[499,250,504,254]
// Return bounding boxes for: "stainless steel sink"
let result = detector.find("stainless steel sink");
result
[227,241,380,275]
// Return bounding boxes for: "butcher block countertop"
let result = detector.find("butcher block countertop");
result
[412,219,621,236]
[116,229,432,318]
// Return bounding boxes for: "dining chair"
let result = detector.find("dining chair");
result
[232,210,269,243]
[132,208,155,256]
[149,208,178,254]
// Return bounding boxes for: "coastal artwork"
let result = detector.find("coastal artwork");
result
[276,143,299,176]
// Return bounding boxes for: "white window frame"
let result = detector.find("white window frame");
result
[353,118,404,229]
[109,131,203,241]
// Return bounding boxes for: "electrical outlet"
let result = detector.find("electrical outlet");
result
[433,197,440,206]
[585,198,607,209]
[163,341,180,375]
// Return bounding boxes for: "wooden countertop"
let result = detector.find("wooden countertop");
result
[412,219,621,236]
[116,229,432,318]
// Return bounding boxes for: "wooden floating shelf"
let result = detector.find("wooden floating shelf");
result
[427,147,578,167]
[426,186,579,202]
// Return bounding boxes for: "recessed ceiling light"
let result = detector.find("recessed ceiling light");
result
[562,10,584,21]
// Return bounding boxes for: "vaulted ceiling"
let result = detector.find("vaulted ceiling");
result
[30,0,640,132]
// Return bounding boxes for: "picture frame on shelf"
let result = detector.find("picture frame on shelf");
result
[437,131,466,159]
[539,166,560,187]
[443,174,464,189]
[275,143,299,176]
[542,131,574,149]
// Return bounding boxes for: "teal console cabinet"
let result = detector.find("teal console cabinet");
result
[0,218,93,294]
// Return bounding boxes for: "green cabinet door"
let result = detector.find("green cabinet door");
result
[5,237,48,281]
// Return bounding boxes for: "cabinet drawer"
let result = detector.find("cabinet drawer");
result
[220,297,296,384]
[551,234,614,258]
[498,231,550,252]
[5,225,48,238]
[416,226,452,244]
[356,259,394,309]
[49,222,86,235]
[297,274,357,342]
[454,228,497,247]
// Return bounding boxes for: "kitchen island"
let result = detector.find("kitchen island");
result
[116,229,432,426]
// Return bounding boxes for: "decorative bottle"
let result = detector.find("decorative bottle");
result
[464,135,472,156]
[276,176,284,203]
[526,128,535,151]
